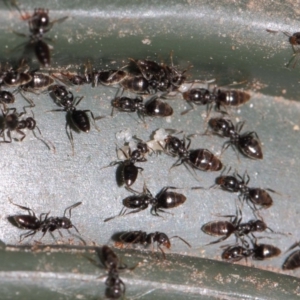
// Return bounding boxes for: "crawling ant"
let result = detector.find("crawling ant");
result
[207,117,263,160]
[164,134,223,172]
[106,140,149,187]
[112,95,173,119]
[222,241,281,262]
[0,107,55,151]
[114,230,191,259]
[104,185,187,221]
[282,242,300,270]
[201,206,271,246]
[49,85,101,154]
[214,171,275,209]
[12,3,67,66]
[8,199,82,242]
[94,246,126,299]
[182,86,250,114]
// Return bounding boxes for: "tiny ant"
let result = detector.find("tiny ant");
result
[208,117,263,160]
[115,230,191,259]
[104,185,187,221]
[49,86,101,154]
[282,242,300,270]
[0,107,55,151]
[8,199,82,242]
[12,3,67,66]
[94,246,126,299]
[182,87,250,114]
[201,206,271,246]
[106,140,149,187]
[222,242,281,262]
[214,171,274,209]
[112,95,173,119]
[164,134,223,172]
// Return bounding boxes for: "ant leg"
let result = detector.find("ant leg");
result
[180,102,195,115]
[9,198,36,217]
[65,123,75,156]
[32,124,56,153]
[19,230,37,243]
[206,235,230,246]
[15,129,26,142]
[158,245,166,259]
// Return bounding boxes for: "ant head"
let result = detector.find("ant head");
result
[157,233,171,249]
[59,217,72,229]
[253,220,267,232]
[31,9,50,32]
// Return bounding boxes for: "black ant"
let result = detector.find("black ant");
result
[182,86,250,115]
[0,107,55,151]
[104,185,187,221]
[214,171,275,209]
[282,242,300,270]
[207,117,263,160]
[94,246,126,299]
[164,134,223,172]
[105,139,149,187]
[114,230,191,259]
[12,2,68,66]
[8,199,82,242]
[222,241,281,262]
[201,206,271,246]
[49,85,101,155]
[112,95,173,118]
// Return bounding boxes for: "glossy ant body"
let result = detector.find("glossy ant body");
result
[214,171,274,209]
[8,199,81,242]
[182,87,250,114]
[112,95,173,118]
[282,242,300,270]
[104,186,187,221]
[216,172,275,208]
[107,140,150,187]
[164,134,222,172]
[115,230,191,259]
[208,117,263,160]
[222,242,281,262]
[49,85,100,154]
[201,206,269,245]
